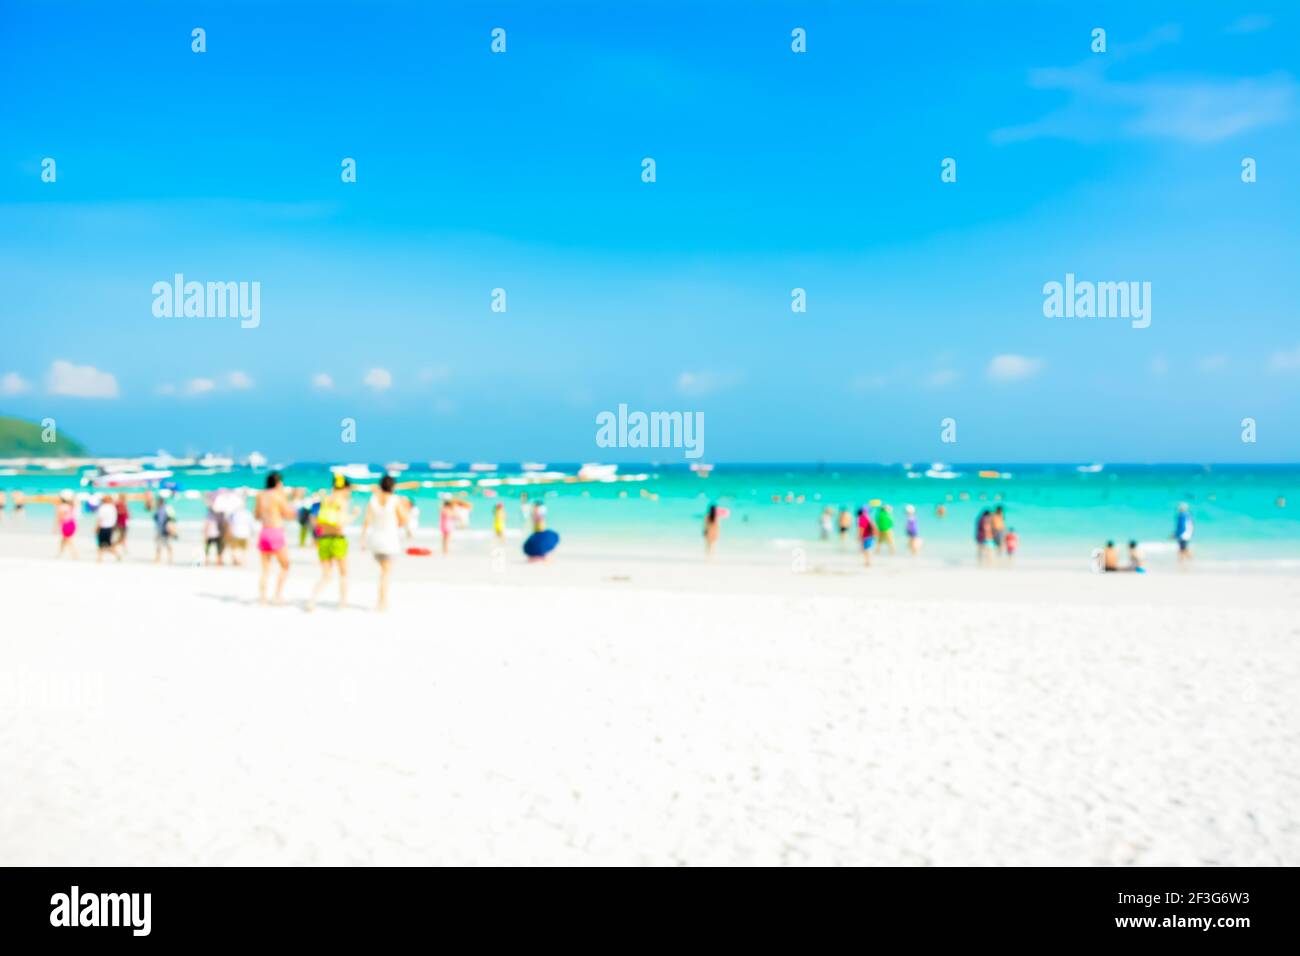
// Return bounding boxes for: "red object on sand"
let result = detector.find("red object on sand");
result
[406,546,432,556]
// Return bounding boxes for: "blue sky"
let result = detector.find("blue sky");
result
[1,1,1297,462]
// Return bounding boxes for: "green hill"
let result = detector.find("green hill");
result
[0,415,88,457]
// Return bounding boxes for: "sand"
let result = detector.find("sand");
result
[0,525,1297,866]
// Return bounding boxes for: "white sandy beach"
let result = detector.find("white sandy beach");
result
[0,526,1297,866]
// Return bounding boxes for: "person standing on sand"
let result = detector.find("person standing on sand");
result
[439,498,455,554]
[361,474,410,611]
[228,498,253,566]
[837,507,851,546]
[256,471,295,604]
[819,506,833,541]
[308,475,357,611]
[703,503,721,555]
[1174,503,1194,563]
[493,500,506,541]
[114,493,130,553]
[857,506,875,566]
[55,491,78,559]
[1127,539,1145,573]
[96,495,120,562]
[1004,527,1019,561]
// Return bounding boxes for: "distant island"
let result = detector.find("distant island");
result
[0,415,88,457]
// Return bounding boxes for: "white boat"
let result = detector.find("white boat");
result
[469,462,498,472]
[689,463,714,476]
[89,469,174,489]
[521,462,547,471]
[1077,463,1104,473]
[196,453,233,469]
[925,462,959,479]
[243,451,268,469]
[384,461,410,473]
[578,463,619,480]
[333,463,379,481]
[428,461,455,471]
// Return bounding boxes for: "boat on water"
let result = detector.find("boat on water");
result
[689,463,714,476]
[1077,463,1104,473]
[521,462,547,471]
[242,451,268,469]
[196,453,233,469]
[384,461,410,473]
[334,463,380,481]
[469,463,498,472]
[578,463,618,480]
[925,462,960,479]
[428,461,455,471]
[85,468,175,489]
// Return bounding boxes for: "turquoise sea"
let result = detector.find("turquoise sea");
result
[3,463,1298,565]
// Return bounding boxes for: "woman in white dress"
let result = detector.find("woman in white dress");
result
[361,474,410,611]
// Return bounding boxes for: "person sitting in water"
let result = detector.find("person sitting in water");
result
[1127,539,1145,573]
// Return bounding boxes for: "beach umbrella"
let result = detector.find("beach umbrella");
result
[523,529,560,558]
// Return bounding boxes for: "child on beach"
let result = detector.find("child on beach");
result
[308,475,357,611]
[1005,527,1019,561]
[904,504,921,555]
[819,506,833,541]
[361,474,410,611]
[493,501,506,540]
[255,471,295,604]
[55,491,78,559]
[203,505,225,566]
[439,498,455,554]
[1127,539,1145,573]
[153,492,177,564]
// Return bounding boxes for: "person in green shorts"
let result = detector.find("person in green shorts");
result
[308,474,358,611]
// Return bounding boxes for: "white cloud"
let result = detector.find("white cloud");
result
[1225,14,1272,35]
[986,354,1043,383]
[185,377,216,395]
[1,371,32,395]
[46,360,119,399]
[849,373,888,392]
[311,372,335,390]
[992,25,1296,145]
[226,370,254,390]
[364,367,393,391]
[924,368,959,389]
[1267,346,1300,373]
[675,370,738,397]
